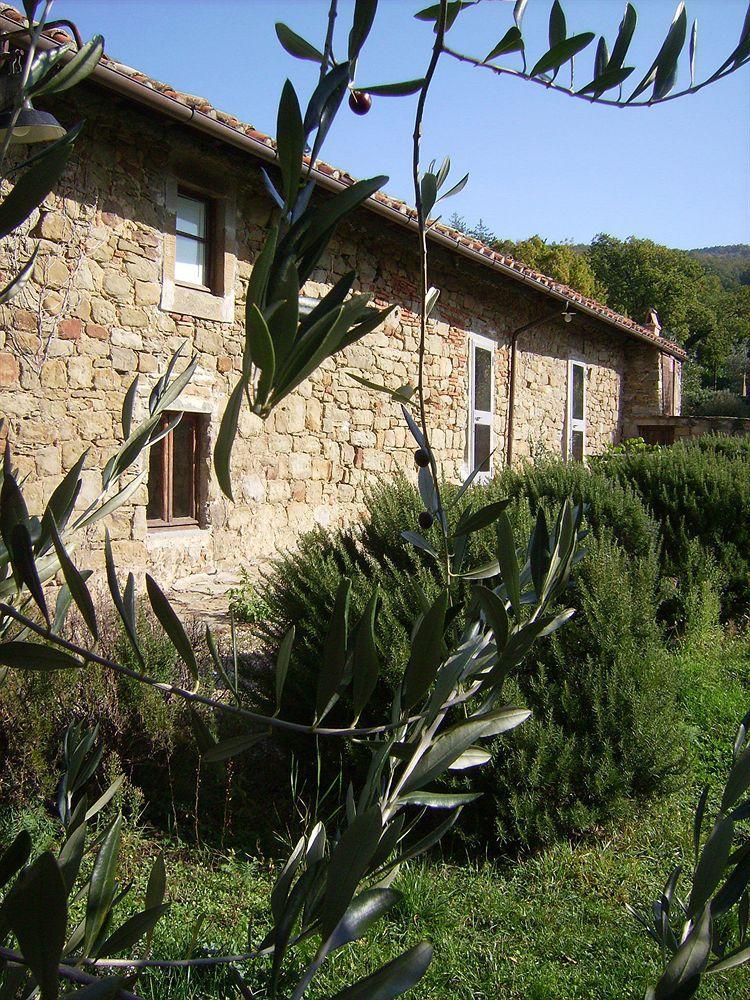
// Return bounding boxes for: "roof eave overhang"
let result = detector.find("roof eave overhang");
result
[0,8,687,361]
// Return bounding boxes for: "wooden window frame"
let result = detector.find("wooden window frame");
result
[147,411,204,530]
[468,333,495,483]
[174,187,215,294]
[566,359,587,462]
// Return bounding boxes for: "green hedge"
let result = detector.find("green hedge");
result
[250,463,661,713]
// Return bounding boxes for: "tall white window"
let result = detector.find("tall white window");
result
[469,334,494,480]
[567,360,587,462]
[175,190,210,288]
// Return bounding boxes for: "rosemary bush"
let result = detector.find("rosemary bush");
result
[247,474,682,852]
[600,439,750,615]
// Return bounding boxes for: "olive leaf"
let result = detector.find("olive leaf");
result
[0,852,68,1000]
[31,35,104,97]
[145,574,199,682]
[275,23,324,63]
[530,33,595,78]
[0,122,83,239]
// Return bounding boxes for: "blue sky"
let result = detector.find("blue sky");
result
[60,0,749,250]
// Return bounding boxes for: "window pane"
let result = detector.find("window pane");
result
[571,429,584,462]
[176,193,206,238]
[474,346,492,413]
[572,364,585,421]
[147,439,165,521]
[175,234,207,286]
[171,416,196,519]
[474,423,491,473]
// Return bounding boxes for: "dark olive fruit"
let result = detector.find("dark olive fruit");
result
[418,511,434,530]
[414,448,430,468]
[348,90,372,116]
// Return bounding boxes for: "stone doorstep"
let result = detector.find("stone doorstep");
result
[167,570,242,631]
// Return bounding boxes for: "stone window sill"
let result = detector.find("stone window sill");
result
[161,282,234,324]
[146,525,211,545]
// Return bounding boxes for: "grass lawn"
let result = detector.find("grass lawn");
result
[88,637,750,997]
[4,634,750,998]
[94,786,749,999]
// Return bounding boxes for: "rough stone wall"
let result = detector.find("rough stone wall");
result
[635,414,750,442]
[510,318,625,462]
[622,340,684,438]
[621,339,663,438]
[0,86,664,585]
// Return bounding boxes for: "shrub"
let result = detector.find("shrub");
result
[251,511,446,720]
[689,432,750,461]
[658,537,724,643]
[601,438,750,615]
[253,472,604,713]
[229,568,272,625]
[229,455,665,734]
[0,604,225,840]
[687,388,750,418]
[249,469,677,852]
[0,605,181,809]
[459,533,684,852]
[484,459,661,560]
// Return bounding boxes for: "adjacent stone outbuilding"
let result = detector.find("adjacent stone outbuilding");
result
[0,10,686,587]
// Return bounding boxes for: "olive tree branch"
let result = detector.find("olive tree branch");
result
[0,603,414,739]
[413,0,451,586]
[443,45,746,109]
[320,0,337,77]
[83,951,264,970]
[0,947,142,1000]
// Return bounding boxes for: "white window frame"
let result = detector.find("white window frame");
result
[567,359,587,461]
[174,189,211,290]
[468,333,495,482]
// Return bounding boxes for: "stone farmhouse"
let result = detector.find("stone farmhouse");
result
[0,9,686,590]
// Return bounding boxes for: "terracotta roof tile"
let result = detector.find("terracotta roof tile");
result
[0,5,686,359]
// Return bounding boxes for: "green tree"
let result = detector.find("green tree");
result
[587,234,714,341]
[690,244,750,288]
[447,221,607,301]
[467,217,497,244]
[494,234,608,300]
[586,234,747,387]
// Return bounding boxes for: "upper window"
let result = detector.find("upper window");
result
[147,411,207,529]
[175,190,212,289]
[161,176,236,323]
[567,360,587,462]
[469,334,494,480]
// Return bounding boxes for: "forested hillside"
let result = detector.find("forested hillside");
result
[689,244,750,287]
